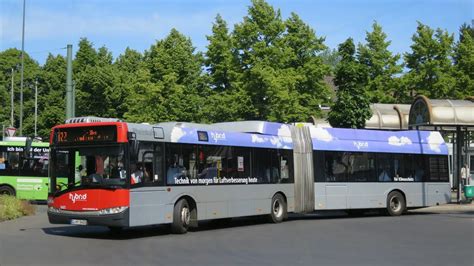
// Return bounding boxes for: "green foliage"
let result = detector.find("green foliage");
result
[229,0,331,122]
[125,29,206,123]
[329,38,372,128]
[205,14,235,91]
[37,54,67,138]
[0,48,41,137]
[0,195,36,221]
[320,48,340,71]
[404,22,456,98]
[453,24,474,97]
[357,22,403,103]
[0,2,471,139]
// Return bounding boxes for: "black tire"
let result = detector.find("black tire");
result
[268,194,287,223]
[171,199,191,234]
[386,191,406,216]
[0,186,15,196]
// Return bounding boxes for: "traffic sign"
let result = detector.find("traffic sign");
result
[5,127,16,137]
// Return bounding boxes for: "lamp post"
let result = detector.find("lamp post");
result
[10,68,14,127]
[34,80,38,137]
[19,0,26,136]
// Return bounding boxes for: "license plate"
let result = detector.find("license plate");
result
[70,219,88,225]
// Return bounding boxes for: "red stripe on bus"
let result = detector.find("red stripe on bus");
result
[49,189,130,211]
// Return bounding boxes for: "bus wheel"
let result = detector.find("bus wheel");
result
[0,186,15,196]
[269,194,287,223]
[172,199,190,234]
[386,191,406,216]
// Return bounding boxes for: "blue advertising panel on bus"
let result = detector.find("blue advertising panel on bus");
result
[309,127,448,155]
[169,125,293,149]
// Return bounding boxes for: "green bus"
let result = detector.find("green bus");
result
[0,137,50,200]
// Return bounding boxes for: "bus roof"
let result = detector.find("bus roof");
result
[127,121,294,149]
[309,126,448,155]
[53,117,448,155]
[0,140,49,147]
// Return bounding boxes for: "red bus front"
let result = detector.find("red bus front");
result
[47,120,131,228]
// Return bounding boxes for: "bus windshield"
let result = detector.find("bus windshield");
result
[50,145,127,192]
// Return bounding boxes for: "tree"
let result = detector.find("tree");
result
[281,13,332,121]
[205,14,235,91]
[204,14,253,122]
[113,48,144,119]
[328,38,371,128]
[36,54,67,139]
[127,29,205,122]
[320,48,340,71]
[404,22,456,98]
[231,0,331,122]
[357,22,403,103]
[232,0,286,120]
[453,24,474,98]
[0,48,41,136]
[74,39,119,118]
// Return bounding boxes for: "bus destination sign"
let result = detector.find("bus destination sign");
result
[55,126,117,144]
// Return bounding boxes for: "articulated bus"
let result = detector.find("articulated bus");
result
[47,117,450,233]
[0,137,50,200]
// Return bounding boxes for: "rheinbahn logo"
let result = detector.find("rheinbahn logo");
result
[69,193,87,203]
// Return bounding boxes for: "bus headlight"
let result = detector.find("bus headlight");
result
[48,206,61,213]
[98,206,128,215]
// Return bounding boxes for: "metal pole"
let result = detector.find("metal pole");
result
[66,44,73,119]
[456,126,463,203]
[34,80,38,136]
[10,68,14,127]
[19,0,26,136]
[72,80,76,117]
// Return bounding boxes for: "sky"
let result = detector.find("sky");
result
[1,0,472,65]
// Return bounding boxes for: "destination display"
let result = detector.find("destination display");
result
[54,126,117,144]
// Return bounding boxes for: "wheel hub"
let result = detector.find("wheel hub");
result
[273,200,283,218]
[390,197,401,212]
[181,207,190,226]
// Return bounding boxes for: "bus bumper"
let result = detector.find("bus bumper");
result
[47,208,129,228]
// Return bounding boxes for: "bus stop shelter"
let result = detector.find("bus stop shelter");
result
[408,95,474,203]
[365,103,411,130]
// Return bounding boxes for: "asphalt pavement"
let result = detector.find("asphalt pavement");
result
[0,203,473,266]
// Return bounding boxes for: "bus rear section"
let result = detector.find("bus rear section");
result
[308,127,451,215]
[0,137,49,200]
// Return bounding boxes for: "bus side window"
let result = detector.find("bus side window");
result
[132,142,154,186]
[377,154,393,182]
[0,153,5,171]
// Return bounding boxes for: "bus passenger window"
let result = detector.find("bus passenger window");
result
[280,157,289,182]
[0,154,5,170]
[377,155,392,182]
[167,155,186,184]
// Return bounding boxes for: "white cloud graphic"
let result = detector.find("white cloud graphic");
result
[388,136,413,146]
[309,127,333,142]
[427,132,444,153]
[277,125,292,138]
[170,127,186,142]
[251,134,265,143]
[270,137,283,148]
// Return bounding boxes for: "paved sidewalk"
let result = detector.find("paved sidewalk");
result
[413,202,474,214]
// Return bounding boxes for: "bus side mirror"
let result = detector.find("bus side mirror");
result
[128,133,139,161]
